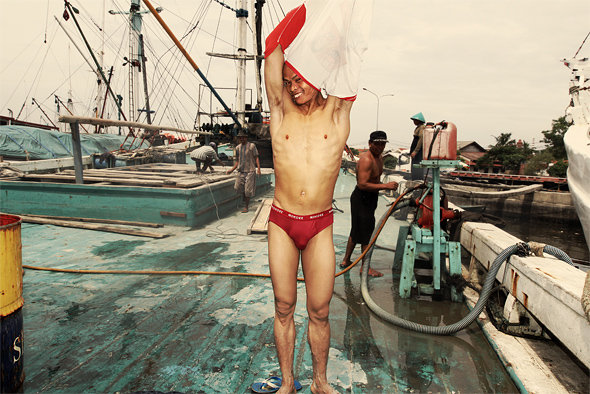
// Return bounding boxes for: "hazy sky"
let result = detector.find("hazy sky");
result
[1,0,589,149]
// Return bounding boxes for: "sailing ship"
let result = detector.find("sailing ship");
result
[1,0,274,168]
[563,56,590,252]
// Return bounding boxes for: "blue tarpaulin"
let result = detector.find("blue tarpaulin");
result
[0,126,149,160]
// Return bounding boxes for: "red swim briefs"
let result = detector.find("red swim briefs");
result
[269,204,334,250]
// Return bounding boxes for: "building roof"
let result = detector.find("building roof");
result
[457,141,486,152]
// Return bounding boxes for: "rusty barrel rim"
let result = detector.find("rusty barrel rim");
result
[0,214,22,230]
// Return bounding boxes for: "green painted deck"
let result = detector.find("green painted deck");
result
[18,172,518,393]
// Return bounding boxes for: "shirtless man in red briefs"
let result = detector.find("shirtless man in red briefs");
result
[264,46,351,394]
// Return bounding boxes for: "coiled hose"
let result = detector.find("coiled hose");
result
[360,192,575,335]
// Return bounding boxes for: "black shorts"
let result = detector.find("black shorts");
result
[349,186,379,245]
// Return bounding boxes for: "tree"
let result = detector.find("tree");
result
[547,160,568,178]
[476,133,533,173]
[350,147,359,156]
[541,116,571,161]
[523,150,553,175]
[384,155,398,169]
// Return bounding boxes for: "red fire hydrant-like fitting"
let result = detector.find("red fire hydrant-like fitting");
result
[416,195,460,229]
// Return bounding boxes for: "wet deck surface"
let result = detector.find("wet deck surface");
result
[19,172,518,393]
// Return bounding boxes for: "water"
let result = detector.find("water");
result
[501,215,590,265]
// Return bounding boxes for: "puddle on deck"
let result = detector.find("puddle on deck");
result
[17,172,519,393]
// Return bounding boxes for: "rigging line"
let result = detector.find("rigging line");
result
[144,23,197,107]
[177,0,213,48]
[15,26,59,122]
[183,1,215,65]
[74,0,103,32]
[268,0,283,26]
[573,31,590,58]
[0,30,45,74]
[148,2,213,122]
[204,2,225,88]
[149,58,203,125]
[147,43,194,123]
[0,31,48,114]
[45,0,50,43]
[275,0,286,17]
[141,20,204,104]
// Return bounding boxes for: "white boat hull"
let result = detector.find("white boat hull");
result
[564,124,590,251]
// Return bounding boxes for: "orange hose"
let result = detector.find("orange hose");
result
[335,187,412,277]
[23,187,416,282]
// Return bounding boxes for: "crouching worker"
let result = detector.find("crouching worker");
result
[190,142,224,173]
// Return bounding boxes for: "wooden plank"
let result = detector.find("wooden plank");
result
[160,211,187,218]
[466,184,542,198]
[66,169,192,180]
[19,216,169,238]
[25,214,163,228]
[174,174,234,188]
[22,173,169,187]
[248,199,272,234]
[58,114,212,135]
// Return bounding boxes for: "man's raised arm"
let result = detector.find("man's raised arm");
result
[264,46,285,117]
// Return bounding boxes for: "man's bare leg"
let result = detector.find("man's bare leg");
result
[243,196,251,213]
[301,226,338,394]
[339,236,356,268]
[359,244,383,277]
[268,222,300,393]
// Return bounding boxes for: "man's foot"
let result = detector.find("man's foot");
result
[310,382,337,394]
[339,259,353,268]
[242,207,248,213]
[275,378,302,394]
[368,267,383,277]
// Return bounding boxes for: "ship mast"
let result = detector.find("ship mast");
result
[109,0,160,123]
[236,0,248,127]
[252,0,265,112]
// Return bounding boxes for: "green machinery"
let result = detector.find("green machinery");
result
[394,160,463,301]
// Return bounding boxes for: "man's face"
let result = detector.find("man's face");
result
[369,140,387,156]
[238,136,248,145]
[282,64,317,106]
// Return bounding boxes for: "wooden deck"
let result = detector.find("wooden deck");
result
[19,163,236,188]
[12,173,527,393]
[0,163,274,227]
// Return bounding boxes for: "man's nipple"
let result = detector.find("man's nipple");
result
[286,135,289,140]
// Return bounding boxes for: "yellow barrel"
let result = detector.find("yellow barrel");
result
[1,214,23,316]
[1,214,24,393]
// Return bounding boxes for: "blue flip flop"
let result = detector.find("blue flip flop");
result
[251,377,302,393]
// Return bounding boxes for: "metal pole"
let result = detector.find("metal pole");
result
[139,34,152,125]
[141,0,241,129]
[432,165,441,289]
[362,88,394,130]
[64,1,128,124]
[69,121,84,184]
[236,0,247,128]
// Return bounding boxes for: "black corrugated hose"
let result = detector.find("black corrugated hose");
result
[360,194,574,335]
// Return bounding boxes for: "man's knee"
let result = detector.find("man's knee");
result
[307,303,330,324]
[274,298,296,323]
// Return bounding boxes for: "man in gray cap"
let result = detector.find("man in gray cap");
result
[226,131,261,213]
[340,130,398,277]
